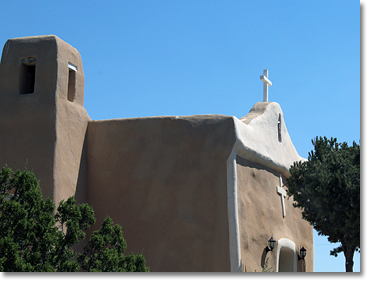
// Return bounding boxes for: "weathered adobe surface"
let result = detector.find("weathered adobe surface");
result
[85,115,236,271]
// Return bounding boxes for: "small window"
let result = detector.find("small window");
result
[67,63,77,102]
[20,57,36,94]
[278,114,282,142]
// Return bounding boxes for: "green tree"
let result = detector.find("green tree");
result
[286,137,360,272]
[78,216,149,272]
[0,165,149,272]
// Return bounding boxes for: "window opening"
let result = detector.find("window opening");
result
[67,63,77,102]
[278,114,282,143]
[20,57,36,94]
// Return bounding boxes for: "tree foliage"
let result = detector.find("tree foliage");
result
[77,217,148,272]
[0,165,149,272]
[286,137,360,272]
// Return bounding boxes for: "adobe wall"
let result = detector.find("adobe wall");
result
[85,115,236,271]
[236,156,314,272]
[53,36,91,205]
[0,36,59,198]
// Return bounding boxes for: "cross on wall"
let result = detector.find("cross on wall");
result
[276,174,287,218]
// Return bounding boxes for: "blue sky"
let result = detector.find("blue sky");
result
[0,0,360,273]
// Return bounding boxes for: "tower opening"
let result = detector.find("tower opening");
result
[67,63,77,102]
[19,57,36,94]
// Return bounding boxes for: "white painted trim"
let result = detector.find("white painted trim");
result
[232,103,305,178]
[276,238,297,272]
[233,116,289,178]
[226,149,241,272]
[68,62,78,72]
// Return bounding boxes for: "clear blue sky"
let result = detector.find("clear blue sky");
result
[0,0,360,273]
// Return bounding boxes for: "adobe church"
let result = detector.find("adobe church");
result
[0,35,314,272]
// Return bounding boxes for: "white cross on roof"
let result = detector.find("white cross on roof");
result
[260,69,272,102]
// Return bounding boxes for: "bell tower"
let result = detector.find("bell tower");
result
[0,35,90,204]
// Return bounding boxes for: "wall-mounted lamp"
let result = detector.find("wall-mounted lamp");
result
[298,247,307,260]
[265,237,276,253]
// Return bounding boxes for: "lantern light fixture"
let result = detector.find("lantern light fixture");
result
[298,247,307,260]
[265,236,276,253]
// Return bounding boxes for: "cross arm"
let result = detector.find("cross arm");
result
[260,75,272,86]
[276,185,286,196]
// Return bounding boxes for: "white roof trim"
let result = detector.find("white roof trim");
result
[232,102,305,178]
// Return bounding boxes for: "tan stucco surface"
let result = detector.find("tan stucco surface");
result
[0,35,90,205]
[236,156,314,272]
[0,36,58,199]
[86,115,235,271]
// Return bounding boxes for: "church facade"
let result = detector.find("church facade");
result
[0,35,313,272]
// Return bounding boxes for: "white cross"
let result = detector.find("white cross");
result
[276,174,286,218]
[260,69,272,102]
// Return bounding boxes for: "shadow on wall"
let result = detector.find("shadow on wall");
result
[71,130,89,255]
[298,259,306,272]
[74,130,88,205]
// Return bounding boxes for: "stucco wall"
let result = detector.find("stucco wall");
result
[53,36,91,205]
[86,115,236,271]
[0,36,59,199]
[236,156,314,272]
[0,35,90,205]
